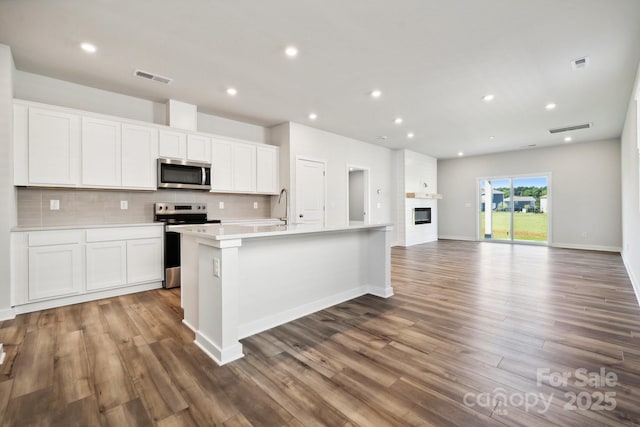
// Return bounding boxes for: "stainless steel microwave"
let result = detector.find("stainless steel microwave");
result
[157,158,211,190]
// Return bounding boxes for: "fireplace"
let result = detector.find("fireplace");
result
[414,207,431,225]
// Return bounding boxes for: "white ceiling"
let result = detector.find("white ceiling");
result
[1,0,639,159]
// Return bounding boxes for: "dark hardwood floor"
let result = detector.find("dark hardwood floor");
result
[1,240,640,426]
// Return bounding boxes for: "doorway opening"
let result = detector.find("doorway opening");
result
[347,166,370,225]
[479,175,550,244]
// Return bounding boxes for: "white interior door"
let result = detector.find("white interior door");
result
[295,158,326,225]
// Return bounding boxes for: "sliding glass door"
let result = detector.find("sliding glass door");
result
[479,175,549,243]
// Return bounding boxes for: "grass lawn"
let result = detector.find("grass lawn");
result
[480,211,548,242]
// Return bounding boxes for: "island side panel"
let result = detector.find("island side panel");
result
[194,239,244,365]
[366,226,394,297]
[236,227,391,338]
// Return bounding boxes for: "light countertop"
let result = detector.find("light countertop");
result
[172,222,393,240]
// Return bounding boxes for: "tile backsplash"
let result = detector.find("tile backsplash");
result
[17,187,273,227]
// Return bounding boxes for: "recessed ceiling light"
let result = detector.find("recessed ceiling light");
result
[80,42,97,53]
[371,89,382,98]
[226,87,237,96]
[482,94,495,102]
[308,113,317,120]
[458,151,464,157]
[489,136,495,140]
[285,46,298,57]
[407,132,414,139]
[564,136,572,142]
[545,102,557,110]
[394,117,403,125]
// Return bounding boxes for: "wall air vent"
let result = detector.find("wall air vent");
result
[549,123,592,134]
[571,56,590,70]
[133,69,173,84]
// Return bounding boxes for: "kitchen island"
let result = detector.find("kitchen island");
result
[174,222,393,365]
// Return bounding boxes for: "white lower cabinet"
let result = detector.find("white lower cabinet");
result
[127,238,163,283]
[86,241,127,291]
[12,225,164,312]
[28,244,82,300]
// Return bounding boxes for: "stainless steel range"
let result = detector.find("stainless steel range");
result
[154,202,219,288]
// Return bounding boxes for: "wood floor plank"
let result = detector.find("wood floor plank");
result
[0,380,12,423]
[117,335,188,422]
[9,328,55,398]
[51,395,101,427]
[53,329,92,406]
[83,330,137,412]
[101,397,153,427]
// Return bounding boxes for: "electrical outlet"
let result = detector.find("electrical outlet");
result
[120,200,128,210]
[219,201,224,209]
[253,201,258,209]
[213,258,221,277]
[581,231,588,239]
[49,200,60,210]
[376,202,381,209]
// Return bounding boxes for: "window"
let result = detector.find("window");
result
[479,175,550,244]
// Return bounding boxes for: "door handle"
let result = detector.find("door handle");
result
[299,214,304,218]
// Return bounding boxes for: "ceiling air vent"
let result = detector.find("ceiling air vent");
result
[549,123,592,134]
[571,56,590,70]
[133,69,173,84]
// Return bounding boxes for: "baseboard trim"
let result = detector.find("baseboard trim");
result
[621,251,640,307]
[551,243,622,253]
[0,308,16,321]
[13,281,163,315]
[438,235,476,241]
[238,286,368,339]
[194,331,244,366]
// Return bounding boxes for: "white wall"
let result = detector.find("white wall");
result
[0,45,16,319]
[438,139,622,251]
[621,64,640,299]
[273,122,394,228]
[14,70,267,142]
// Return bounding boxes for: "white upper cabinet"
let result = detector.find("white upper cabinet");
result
[27,106,81,186]
[82,117,122,187]
[233,142,257,193]
[159,130,211,163]
[13,100,279,194]
[211,138,279,194]
[256,145,279,194]
[159,129,187,159]
[186,134,211,163]
[211,138,234,191]
[121,123,158,189]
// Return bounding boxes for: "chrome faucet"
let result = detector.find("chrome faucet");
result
[278,188,289,225]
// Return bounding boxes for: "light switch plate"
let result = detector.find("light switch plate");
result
[120,200,128,210]
[49,200,60,210]
[213,258,221,277]
[253,202,258,209]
